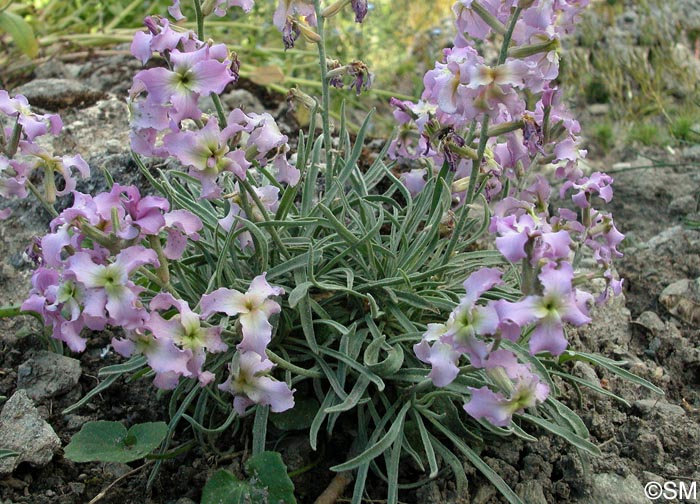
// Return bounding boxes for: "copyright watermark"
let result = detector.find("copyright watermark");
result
[644,481,697,501]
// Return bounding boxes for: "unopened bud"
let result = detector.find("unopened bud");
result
[288,88,319,110]
[508,38,560,59]
[322,0,351,18]
[297,20,321,44]
[201,0,217,16]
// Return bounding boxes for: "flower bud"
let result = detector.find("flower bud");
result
[322,0,351,18]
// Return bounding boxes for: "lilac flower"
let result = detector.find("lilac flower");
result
[133,45,235,123]
[498,262,590,355]
[147,293,227,384]
[22,267,92,352]
[414,268,504,385]
[0,91,62,141]
[164,118,251,198]
[113,328,192,389]
[413,323,461,387]
[560,172,614,208]
[464,370,549,427]
[400,169,428,197]
[67,246,158,330]
[163,210,203,259]
[200,273,285,358]
[219,351,294,414]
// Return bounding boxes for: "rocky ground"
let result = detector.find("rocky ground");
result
[0,6,700,503]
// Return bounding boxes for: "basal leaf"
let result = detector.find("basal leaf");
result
[64,421,167,463]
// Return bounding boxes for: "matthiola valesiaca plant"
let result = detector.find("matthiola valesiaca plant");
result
[3,1,651,502]
[393,0,624,428]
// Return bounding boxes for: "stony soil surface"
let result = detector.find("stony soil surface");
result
[0,8,700,504]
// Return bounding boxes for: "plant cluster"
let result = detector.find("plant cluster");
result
[0,0,662,502]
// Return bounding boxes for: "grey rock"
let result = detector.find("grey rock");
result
[669,195,697,216]
[515,480,548,504]
[633,399,686,418]
[588,103,610,116]
[17,351,82,401]
[634,311,665,335]
[0,390,60,475]
[577,473,651,504]
[13,78,105,111]
[471,485,496,504]
[223,89,264,112]
[68,482,85,495]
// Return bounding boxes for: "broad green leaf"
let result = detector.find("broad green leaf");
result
[246,452,296,504]
[201,470,247,504]
[0,12,38,58]
[64,421,167,463]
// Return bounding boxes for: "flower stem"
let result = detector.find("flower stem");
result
[193,0,205,40]
[25,179,58,218]
[266,349,323,378]
[313,0,333,177]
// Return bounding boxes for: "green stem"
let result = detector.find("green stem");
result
[312,0,333,177]
[193,0,205,40]
[237,176,291,259]
[25,180,58,218]
[138,266,178,295]
[210,92,228,127]
[266,349,323,378]
[7,120,22,158]
[148,235,171,285]
[0,305,22,318]
[442,7,523,266]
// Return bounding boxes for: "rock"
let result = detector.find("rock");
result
[633,399,686,417]
[633,311,665,335]
[222,89,264,112]
[13,79,106,111]
[576,473,651,504]
[659,278,700,325]
[68,482,85,495]
[515,480,548,504]
[17,351,82,401]
[174,499,197,504]
[0,390,60,475]
[588,103,610,116]
[668,195,697,216]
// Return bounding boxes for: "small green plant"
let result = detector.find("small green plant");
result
[670,114,700,144]
[627,122,666,147]
[64,421,168,463]
[589,121,616,152]
[201,452,296,504]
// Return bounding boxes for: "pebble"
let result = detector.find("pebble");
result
[575,473,651,504]
[0,390,61,475]
[17,351,82,402]
[633,399,686,417]
[516,480,548,504]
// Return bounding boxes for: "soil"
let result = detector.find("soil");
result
[1,19,700,504]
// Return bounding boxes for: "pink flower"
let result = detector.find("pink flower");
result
[67,246,158,330]
[133,45,235,123]
[498,262,590,355]
[200,273,285,358]
[147,293,227,383]
[219,351,294,414]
